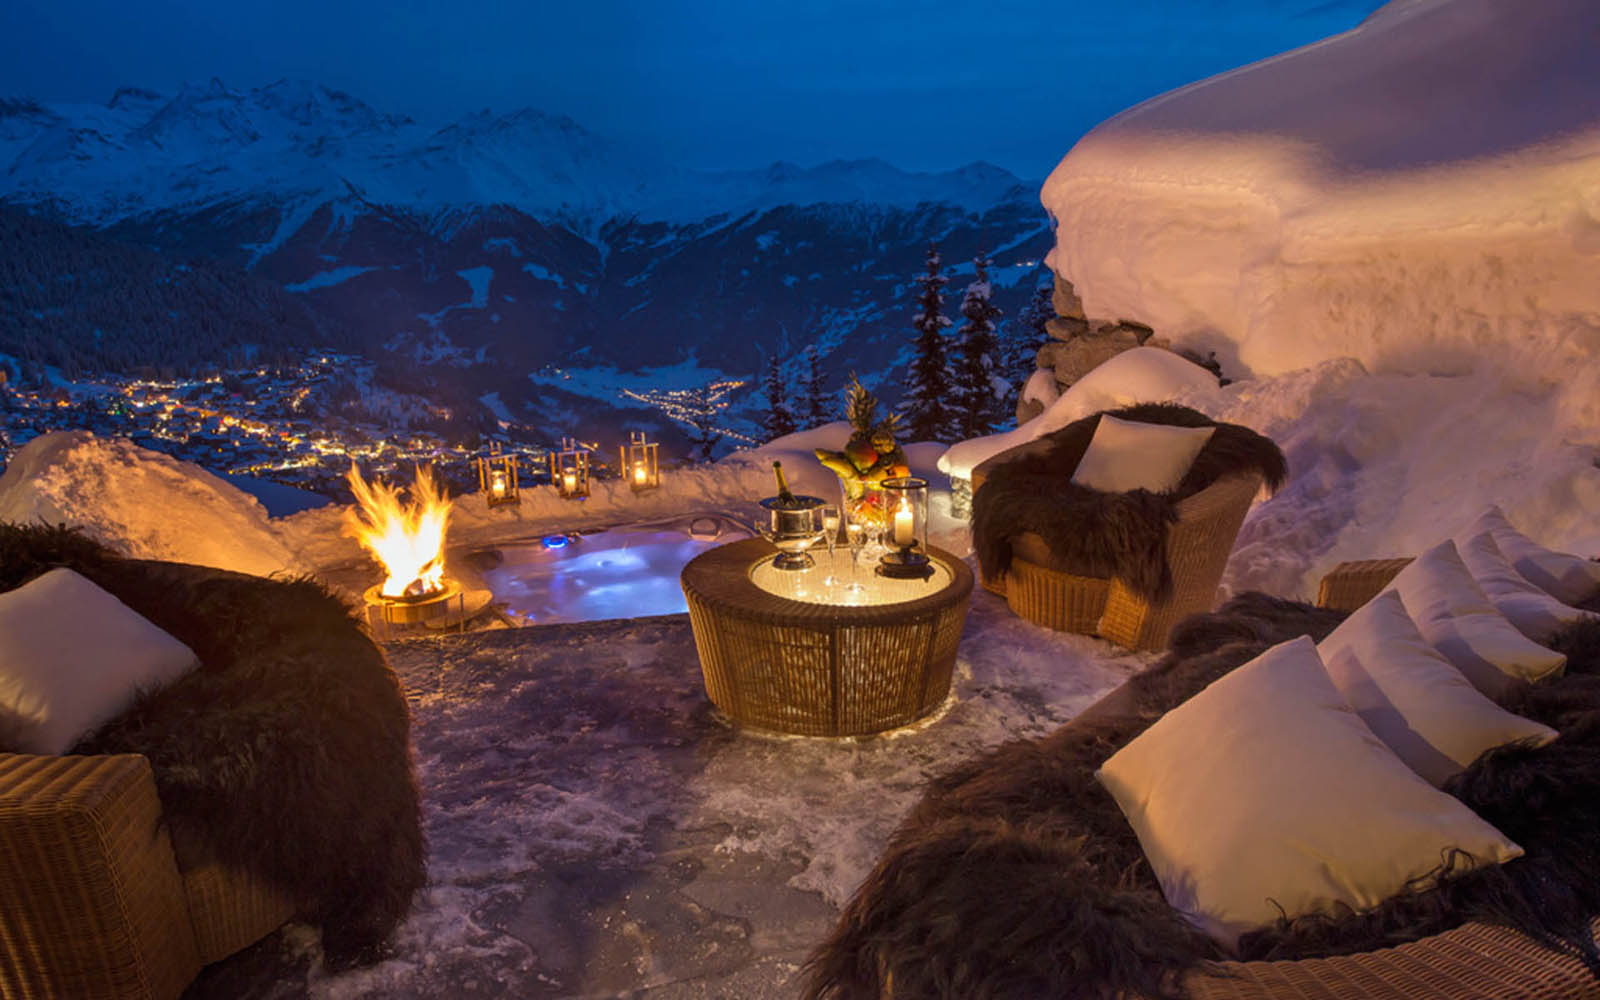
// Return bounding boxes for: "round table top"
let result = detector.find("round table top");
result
[681,537,972,627]
[748,548,954,607]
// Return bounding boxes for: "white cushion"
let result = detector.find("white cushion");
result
[0,568,198,755]
[1097,636,1524,947]
[1069,415,1216,494]
[1461,505,1600,606]
[1317,590,1556,787]
[1454,530,1599,643]
[1387,540,1566,698]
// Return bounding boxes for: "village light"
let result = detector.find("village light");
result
[877,476,932,580]
[551,437,591,499]
[620,430,661,493]
[476,443,521,508]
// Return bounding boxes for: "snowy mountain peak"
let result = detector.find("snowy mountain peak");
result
[0,78,1034,227]
[106,87,164,112]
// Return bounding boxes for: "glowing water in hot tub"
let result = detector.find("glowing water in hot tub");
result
[479,519,751,625]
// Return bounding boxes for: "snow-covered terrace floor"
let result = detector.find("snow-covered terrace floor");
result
[187,553,1148,999]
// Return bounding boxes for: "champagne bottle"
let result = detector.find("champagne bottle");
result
[773,461,800,508]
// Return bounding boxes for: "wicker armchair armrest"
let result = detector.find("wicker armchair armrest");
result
[0,753,201,1000]
[1316,557,1414,613]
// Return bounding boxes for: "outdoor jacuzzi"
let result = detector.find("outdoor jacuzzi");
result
[472,515,752,626]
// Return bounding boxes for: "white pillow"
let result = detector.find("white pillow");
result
[1317,590,1556,787]
[1387,540,1566,698]
[1461,505,1600,606]
[1097,636,1523,947]
[0,568,199,755]
[1454,530,1598,643]
[1069,415,1216,494]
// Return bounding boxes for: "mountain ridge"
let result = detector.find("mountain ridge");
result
[0,79,1037,230]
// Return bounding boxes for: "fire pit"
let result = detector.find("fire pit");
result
[346,462,471,635]
[362,579,466,628]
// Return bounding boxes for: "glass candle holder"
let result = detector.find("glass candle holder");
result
[877,476,932,580]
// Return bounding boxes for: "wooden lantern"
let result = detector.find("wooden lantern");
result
[549,437,591,499]
[476,443,520,508]
[619,430,661,493]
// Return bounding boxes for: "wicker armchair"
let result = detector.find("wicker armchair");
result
[972,447,1264,651]
[0,752,293,1000]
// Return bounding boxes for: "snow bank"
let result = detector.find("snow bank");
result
[1171,361,1600,600]
[0,431,304,577]
[1041,0,1600,381]
[938,347,1219,479]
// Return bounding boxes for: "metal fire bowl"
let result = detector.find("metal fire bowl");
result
[364,579,462,624]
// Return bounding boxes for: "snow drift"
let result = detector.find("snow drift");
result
[0,431,304,578]
[1041,0,1600,381]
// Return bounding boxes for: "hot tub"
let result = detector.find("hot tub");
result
[471,515,753,626]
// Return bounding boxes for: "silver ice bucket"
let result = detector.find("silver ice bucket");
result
[758,494,827,570]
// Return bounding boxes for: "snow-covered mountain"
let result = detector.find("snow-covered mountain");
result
[0,79,1029,229]
[0,80,1049,440]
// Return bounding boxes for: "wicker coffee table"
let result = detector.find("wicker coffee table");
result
[681,538,974,737]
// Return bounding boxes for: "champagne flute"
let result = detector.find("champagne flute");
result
[844,517,866,597]
[820,505,842,588]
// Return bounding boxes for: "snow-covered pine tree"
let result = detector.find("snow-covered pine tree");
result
[1001,280,1055,419]
[762,353,796,441]
[952,253,1004,440]
[800,345,829,429]
[900,243,954,442]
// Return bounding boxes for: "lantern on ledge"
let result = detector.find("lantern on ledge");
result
[877,476,932,580]
[550,437,591,500]
[619,430,660,493]
[476,443,520,508]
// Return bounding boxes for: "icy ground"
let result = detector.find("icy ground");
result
[185,586,1147,999]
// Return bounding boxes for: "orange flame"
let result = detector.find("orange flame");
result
[344,462,453,598]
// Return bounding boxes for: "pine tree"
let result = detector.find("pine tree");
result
[800,344,829,429]
[1001,280,1055,419]
[951,253,1004,440]
[900,243,954,442]
[761,353,796,441]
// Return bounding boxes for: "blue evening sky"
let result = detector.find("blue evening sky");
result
[0,0,1386,178]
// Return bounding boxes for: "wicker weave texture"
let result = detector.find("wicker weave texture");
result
[0,753,201,1000]
[1099,473,1264,652]
[682,540,973,736]
[177,855,295,964]
[1003,561,1109,633]
[1317,558,1414,613]
[1179,918,1600,999]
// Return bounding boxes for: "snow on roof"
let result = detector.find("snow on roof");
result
[1040,0,1600,380]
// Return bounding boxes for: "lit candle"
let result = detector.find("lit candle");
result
[633,462,647,486]
[562,469,578,494]
[490,470,507,498]
[893,502,914,547]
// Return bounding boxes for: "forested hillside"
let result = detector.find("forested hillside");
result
[0,206,348,379]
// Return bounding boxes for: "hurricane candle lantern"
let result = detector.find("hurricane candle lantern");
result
[619,430,660,493]
[549,437,591,499]
[476,443,520,507]
[877,476,932,579]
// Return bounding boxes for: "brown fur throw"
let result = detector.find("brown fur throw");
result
[803,593,1600,1000]
[971,403,1287,600]
[0,523,424,968]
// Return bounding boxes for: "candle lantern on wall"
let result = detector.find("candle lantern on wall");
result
[476,443,520,508]
[619,430,660,493]
[550,437,591,500]
[877,476,931,579]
